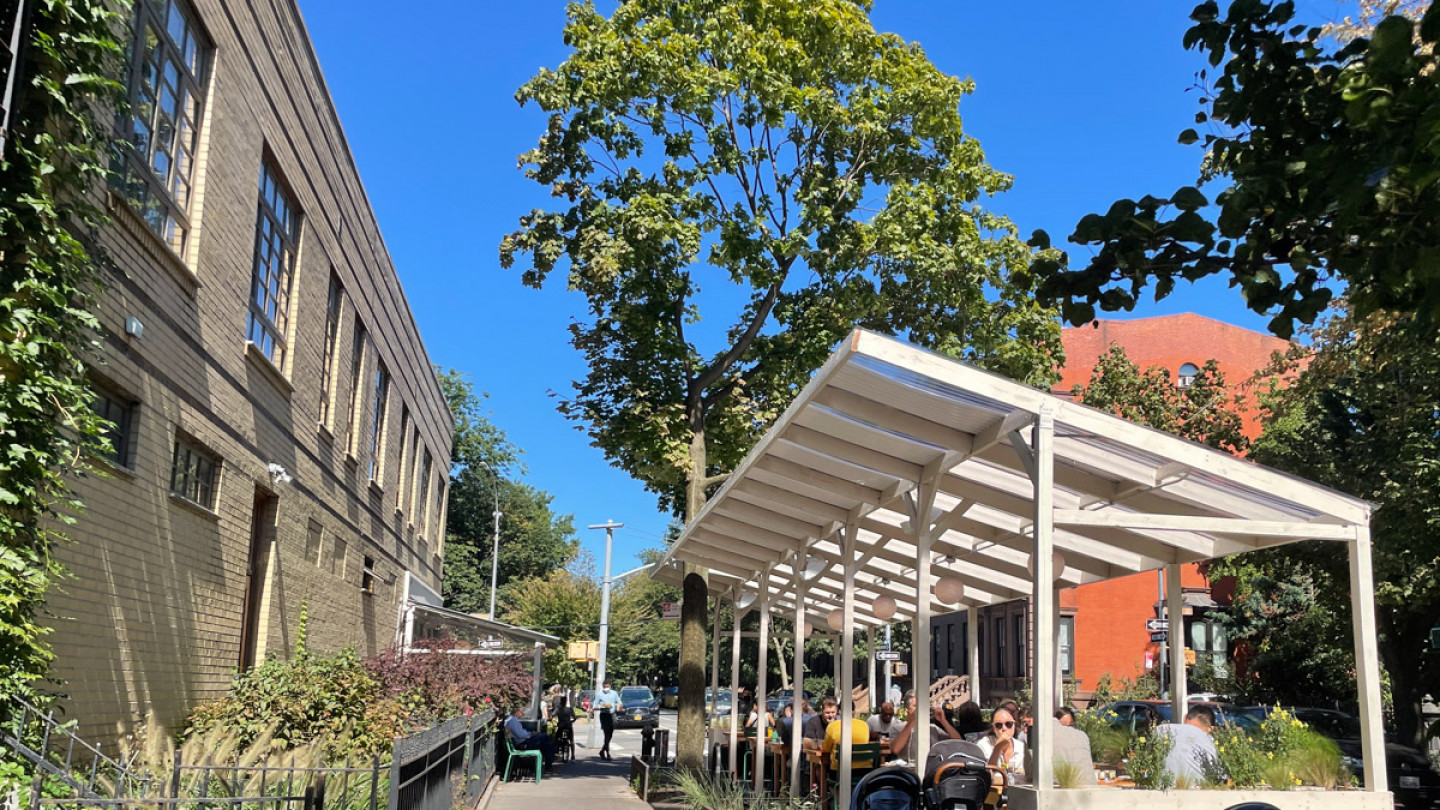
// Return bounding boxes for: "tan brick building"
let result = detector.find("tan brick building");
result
[47,0,452,743]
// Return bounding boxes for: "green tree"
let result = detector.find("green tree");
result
[437,370,579,617]
[1030,1,1440,337]
[1074,345,1250,454]
[501,560,648,690]
[1217,308,1440,744]
[0,0,125,714]
[502,0,1062,766]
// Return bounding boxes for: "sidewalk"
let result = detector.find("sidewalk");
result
[484,723,650,810]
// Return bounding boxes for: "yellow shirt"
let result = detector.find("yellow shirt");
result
[820,718,871,769]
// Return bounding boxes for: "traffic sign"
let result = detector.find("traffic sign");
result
[1149,631,1168,643]
[1146,619,1169,631]
[876,651,902,661]
[660,601,682,620]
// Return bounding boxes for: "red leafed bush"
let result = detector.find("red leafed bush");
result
[365,637,532,722]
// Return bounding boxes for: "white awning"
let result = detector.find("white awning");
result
[658,329,1370,625]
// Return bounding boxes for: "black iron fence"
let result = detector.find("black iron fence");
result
[4,699,498,810]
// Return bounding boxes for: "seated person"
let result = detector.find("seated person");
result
[867,701,905,739]
[1155,705,1220,784]
[975,707,1025,782]
[504,706,556,769]
[820,704,871,769]
[802,697,837,748]
[887,690,961,764]
[953,700,989,739]
[780,699,818,741]
[1023,718,1096,786]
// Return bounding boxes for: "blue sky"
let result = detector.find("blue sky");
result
[297,0,1355,575]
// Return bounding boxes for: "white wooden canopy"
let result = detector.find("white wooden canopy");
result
[659,329,1389,809]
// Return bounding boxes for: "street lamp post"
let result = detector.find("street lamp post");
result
[479,463,502,621]
[587,520,622,749]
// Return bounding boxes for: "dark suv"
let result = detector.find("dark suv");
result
[615,686,660,728]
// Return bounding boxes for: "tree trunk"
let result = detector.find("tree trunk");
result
[675,419,710,771]
[774,637,791,690]
[1380,610,1437,746]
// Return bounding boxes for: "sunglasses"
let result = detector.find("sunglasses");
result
[993,721,1015,729]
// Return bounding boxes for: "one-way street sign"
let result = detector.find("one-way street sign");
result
[876,651,902,661]
[1145,618,1169,631]
[1149,631,1168,643]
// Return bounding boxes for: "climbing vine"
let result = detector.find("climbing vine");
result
[0,0,126,713]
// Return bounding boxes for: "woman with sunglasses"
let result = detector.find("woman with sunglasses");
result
[976,706,1026,781]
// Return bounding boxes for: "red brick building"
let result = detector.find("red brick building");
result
[930,314,1293,702]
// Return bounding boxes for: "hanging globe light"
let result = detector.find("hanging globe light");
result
[802,621,814,639]
[935,576,966,605]
[1027,549,1068,581]
[873,595,897,621]
[827,608,845,631]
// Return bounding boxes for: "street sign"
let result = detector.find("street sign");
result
[660,601,682,620]
[875,651,902,661]
[1145,618,1169,631]
[1149,631,1168,643]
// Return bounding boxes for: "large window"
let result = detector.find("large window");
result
[170,433,218,509]
[114,0,211,255]
[346,324,368,455]
[367,364,389,482]
[247,162,300,366]
[1059,616,1075,677]
[318,273,344,426]
[92,384,136,466]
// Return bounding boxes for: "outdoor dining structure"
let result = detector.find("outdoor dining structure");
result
[656,329,1391,809]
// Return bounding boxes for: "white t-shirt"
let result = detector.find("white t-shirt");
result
[868,714,906,738]
[976,734,1026,778]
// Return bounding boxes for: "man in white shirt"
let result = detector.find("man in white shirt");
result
[1156,705,1220,784]
[504,706,555,770]
[867,701,905,739]
[592,681,623,760]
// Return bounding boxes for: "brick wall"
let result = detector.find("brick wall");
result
[46,0,451,744]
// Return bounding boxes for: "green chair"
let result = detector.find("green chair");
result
[826,742,882,809]
[504,733,543,783]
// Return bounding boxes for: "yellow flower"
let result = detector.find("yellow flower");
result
[1267,752,1274,759]
[1137,737,1146,744]
[1217,746,1225,752]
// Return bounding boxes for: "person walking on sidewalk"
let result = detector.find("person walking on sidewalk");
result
[593,681,623,759]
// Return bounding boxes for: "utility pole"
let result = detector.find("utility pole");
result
[480,462,503,622]
[588,519,623,749]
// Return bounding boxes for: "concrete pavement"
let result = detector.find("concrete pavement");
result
[484,716,663,810]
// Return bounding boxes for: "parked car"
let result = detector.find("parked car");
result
[578,690,595,713]
[765,688,812,715]
[706,688,733,722]
[661,685,679,709]
[1098,699,1260,735]
[1244,707,1440,808]
[614,686,660,728]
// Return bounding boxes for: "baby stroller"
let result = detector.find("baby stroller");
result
[851,766,923,810]
[923,740,1003,810]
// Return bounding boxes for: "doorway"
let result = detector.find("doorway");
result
[239,489,277,670]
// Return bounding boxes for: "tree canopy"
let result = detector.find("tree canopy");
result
[502,0,1062,519]
[1031,1,1440,338]
[436,370,578,617]
[1217,307,1440,743]
[1073,345,1250,454]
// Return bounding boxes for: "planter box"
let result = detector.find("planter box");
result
[1006,787,1392,810]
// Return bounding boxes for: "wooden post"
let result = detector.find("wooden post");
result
[1166,564,1187,719]
[729,599,742,777]
[967,607,980,706]
[912,474,939,781]
[755,588,770,794]
[1349,523,1387,792]
[1030,408,1056,791]
[790,550,808,797]
[839,522,858,810]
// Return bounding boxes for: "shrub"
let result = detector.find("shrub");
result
[1073,708,1128,766]
[187,646,409,759]
[1212,722,1265,787]
[364,636,532,722]
[1127,730,1174,790]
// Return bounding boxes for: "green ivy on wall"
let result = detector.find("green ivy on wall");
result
[0,0,127,713]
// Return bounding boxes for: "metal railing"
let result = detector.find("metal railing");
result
[387,712,495,810]
[5,698,497,810]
